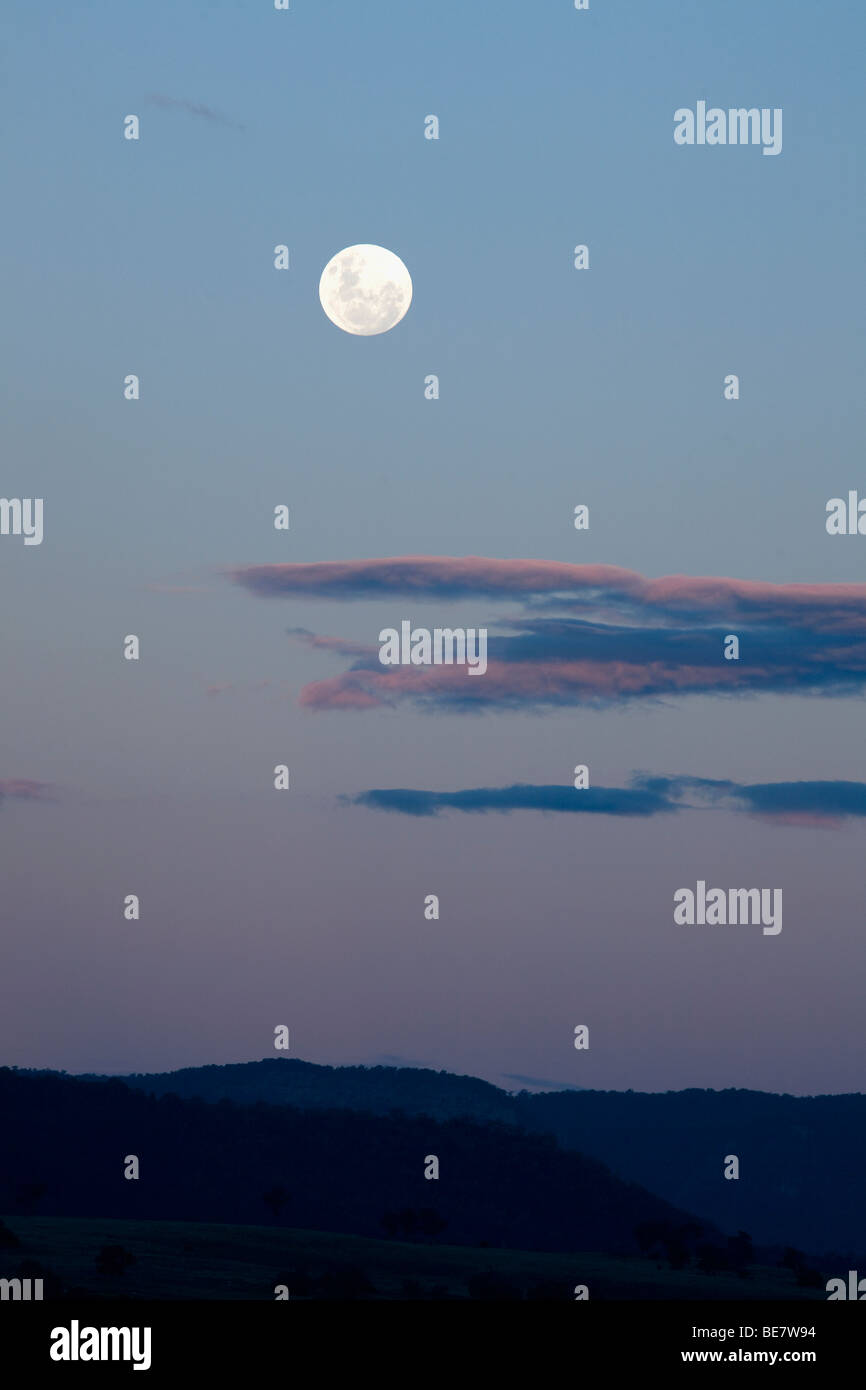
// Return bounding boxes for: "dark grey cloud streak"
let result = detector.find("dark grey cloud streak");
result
[348,776,866,827]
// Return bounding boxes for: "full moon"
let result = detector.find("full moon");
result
[318,244,412,336]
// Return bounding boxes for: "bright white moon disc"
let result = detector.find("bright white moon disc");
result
[318,244,412,336]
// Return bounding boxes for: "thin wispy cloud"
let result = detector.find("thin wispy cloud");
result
[146,93,244,131]
[347,775,866,828]
[286,627,376,659]
[0,779,56,804]
[366,1053,434,1070]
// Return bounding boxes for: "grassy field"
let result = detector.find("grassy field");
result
[0,1214,823,1300]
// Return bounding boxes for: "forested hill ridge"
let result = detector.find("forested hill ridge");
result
[28,1057,866,1259]
[85,1057,518,1123]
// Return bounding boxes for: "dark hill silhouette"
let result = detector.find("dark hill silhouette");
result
[0,1068,707,1259]
[79,1058,517,1124]
[55,1058,866,1258]
[519,1087,866,1260]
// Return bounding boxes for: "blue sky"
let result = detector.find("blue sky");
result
[1,1,864,1092]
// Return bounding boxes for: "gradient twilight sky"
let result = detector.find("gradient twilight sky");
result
[2,1,865,1093]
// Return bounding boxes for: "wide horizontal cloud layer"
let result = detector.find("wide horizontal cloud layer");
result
[349,776,866,827]
[228,557,866,712]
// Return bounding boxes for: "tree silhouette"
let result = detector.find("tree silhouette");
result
[395,1207,418,1240]
[635,1219,666,1255]
[635,1218,702,1269]
[781,1246,805,1271]
[380,1210,400,1239]
[416,1208,447,1241]
[263,1184,290,1222]
[95,1245,136,1277]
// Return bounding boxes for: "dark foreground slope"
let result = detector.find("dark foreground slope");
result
[0,1214,819,1301]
